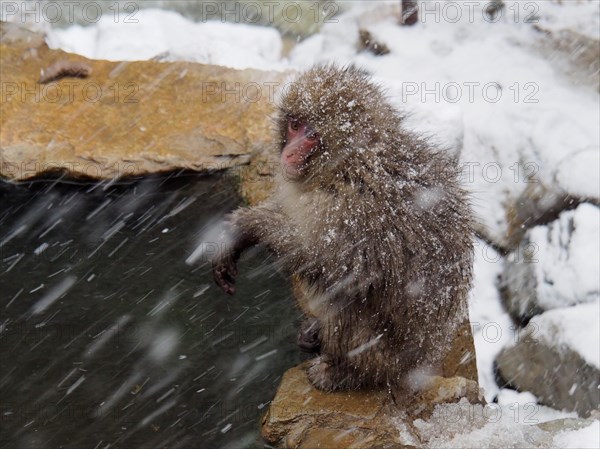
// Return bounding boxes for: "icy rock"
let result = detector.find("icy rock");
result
[414,399,551,449]
[499,203,600,322]
[495,302,600,417]
[0,22,285,190]
[262,366,486,448]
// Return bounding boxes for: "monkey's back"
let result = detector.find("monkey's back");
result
[280,136,474,380]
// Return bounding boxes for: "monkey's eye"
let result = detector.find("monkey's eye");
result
[289,120,300,131]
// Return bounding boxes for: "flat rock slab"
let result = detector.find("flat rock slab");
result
[0,21,284,183]
[264,363,598,448]
[261,364,485,449]
[262,364,420,449]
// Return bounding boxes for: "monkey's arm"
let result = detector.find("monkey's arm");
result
[212,204,301,295]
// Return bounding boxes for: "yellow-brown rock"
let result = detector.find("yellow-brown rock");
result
[0,21,285,190]
[405,375,484,419]
[261,363,487,448]
[441,319,479,382]
[261,363,421,449]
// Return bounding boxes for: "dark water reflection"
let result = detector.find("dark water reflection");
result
[0,173,303,448]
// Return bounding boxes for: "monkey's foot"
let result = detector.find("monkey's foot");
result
[307,355,355,391]
[297,318,321,353]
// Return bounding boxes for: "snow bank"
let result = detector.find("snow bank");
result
[553,420,600,449]
[532,301,600,369]
[530,203,600,310]
[468,240,513,401]
[415,398,598,449]
[289,1,600,244]
[46,8,284,70]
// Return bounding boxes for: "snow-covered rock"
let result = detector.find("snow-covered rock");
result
[416,399,599,449]
[500,203,600,322]
[289,2,600,249]
[495,301,600,417]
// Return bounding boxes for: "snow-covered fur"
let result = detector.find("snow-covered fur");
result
[227,64,474,391]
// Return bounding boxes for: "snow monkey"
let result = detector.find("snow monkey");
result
[212,64,474,392]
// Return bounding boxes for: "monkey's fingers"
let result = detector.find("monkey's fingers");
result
[297,333,321,353]
[297,318,321,353]
[213,262,237,295]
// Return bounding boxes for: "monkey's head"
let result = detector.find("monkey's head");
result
[277,64,400,185]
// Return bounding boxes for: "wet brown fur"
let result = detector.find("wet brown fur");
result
[218,64,474,391]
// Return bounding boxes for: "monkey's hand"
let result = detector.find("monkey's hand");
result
[212,216,258,295]
[297,317,321,353]
[212,247,239,295]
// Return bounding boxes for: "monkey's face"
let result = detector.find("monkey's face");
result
[277,65,400,186]
[280,115,321,180]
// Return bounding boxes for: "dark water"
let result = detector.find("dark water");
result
[0,172,303,448]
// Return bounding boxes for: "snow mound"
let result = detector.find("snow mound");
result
[531,203,600,310]
[46,8,284,70]
[532,301,600,369]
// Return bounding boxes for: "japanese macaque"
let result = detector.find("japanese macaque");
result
[213,64,474,392]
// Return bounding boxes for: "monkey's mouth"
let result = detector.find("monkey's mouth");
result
[280,136,317,179]
[281,151,311,179]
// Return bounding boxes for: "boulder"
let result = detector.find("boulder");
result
[0,20,284,202]
[504,182,580,250]
[261,364,414,449]
[495,302,600,417]
[499,203,600,323]
[261,363,483,449]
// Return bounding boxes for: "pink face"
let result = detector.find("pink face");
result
[280,117,319,179]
